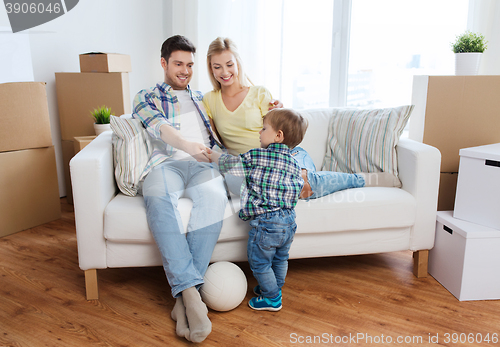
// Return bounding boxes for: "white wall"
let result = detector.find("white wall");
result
[163,0,200,88]
[0,0,165,196]
[195,0,271,95]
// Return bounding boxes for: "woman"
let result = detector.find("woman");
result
[203,37,391,198]
[203,37,270,157]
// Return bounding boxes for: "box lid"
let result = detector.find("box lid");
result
[437,211,500,239]
[79,52,131,73]
[459,143,500,161]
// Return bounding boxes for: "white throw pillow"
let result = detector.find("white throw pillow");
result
[321,105,414,185]
[110,115,152,196]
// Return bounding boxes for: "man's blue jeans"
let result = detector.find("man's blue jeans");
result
[247,209,296,299]
[291,147,365,199]
[141,160,227,298]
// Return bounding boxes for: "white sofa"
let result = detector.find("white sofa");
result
[70,108,441,300]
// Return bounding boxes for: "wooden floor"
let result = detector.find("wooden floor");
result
[1,200,499,347]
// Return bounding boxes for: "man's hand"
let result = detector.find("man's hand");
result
[183,141,211,162]
[269,99,284,110]
[159,124,213,162]
[202,149,221,165]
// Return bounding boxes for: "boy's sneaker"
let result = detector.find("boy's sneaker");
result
[248,292,282,311]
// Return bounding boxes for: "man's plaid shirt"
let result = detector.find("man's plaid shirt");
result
[218,143,304,221]
[132,82,223,180]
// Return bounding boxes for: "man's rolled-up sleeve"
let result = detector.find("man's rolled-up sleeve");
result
[133,90,172,141]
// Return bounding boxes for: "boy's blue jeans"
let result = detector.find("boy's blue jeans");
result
[247,209,297,299]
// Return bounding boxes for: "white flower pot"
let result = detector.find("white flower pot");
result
[455,53,482,75]
[94,123,111,135]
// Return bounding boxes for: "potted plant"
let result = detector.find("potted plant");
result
[451,31,488,75]
[91,106,113,135]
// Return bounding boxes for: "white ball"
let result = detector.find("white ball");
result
[200,261,248,312]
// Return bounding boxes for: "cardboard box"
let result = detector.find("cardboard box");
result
[454,143,500,229]
[61,140,75,205]
[438,172,458,211]
[410,75,500,172]
[63,136,96,204]
[0,82,52,152]
[79,53,132,73]
[55,72,131,141]
[429,211,500,301]
[0,146,61,237]
[74,135,96,153]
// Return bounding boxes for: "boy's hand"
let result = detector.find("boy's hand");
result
[200,148,212,162]
[269,99,283,110]
[210,150,221,164]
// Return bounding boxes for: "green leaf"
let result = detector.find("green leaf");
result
[451,31,488,53]
[90,106,113,124]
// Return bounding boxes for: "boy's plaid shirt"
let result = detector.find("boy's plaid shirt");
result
[132,82,223,180]
[218,143,304,221]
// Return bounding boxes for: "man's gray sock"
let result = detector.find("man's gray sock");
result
[182,286,212,343]
[170,296,190,341]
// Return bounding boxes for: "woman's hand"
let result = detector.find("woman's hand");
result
[269,99,283,110]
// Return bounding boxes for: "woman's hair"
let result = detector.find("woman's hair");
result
[161,35,196,62]
[263,109,308,149]
[206,37,252,90]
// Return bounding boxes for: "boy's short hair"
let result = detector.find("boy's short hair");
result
[263,108,308,149]
[161,35,196,62]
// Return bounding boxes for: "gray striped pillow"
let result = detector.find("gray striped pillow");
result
[111,115,152,196]
[321,106,413,184]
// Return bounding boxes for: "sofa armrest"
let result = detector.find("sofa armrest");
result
[396,138,441,250]
[70,131,117,270]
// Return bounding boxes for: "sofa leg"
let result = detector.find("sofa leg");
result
[85,269,99,300]
[412,250,429,278]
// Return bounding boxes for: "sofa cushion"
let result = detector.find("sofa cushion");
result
[295,187,416,233]
[104,194,249,244]
[104,187,415,244]
[110,115,152,197]
[322,106,413,185]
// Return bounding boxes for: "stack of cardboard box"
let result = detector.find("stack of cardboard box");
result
[412,76,500,301]
[429,144,500,301]
[410,75,500,210]
[0,82,61,237]
[55,53,132,203]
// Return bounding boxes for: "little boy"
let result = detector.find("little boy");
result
[208,108,308,311]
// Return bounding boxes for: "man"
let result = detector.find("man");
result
[133,35,226,343]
